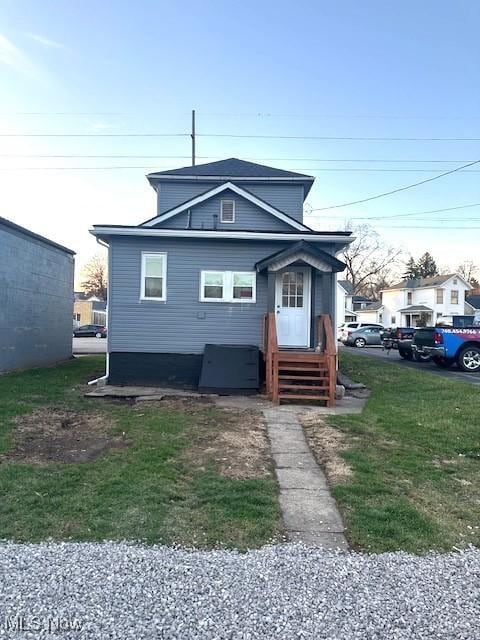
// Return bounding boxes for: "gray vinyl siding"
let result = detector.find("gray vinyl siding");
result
[156,192,293,232]
[245,184,304,222]
[108,236,336,354]
[155,181,305,222]
[157,182,219,214]
[0,222,74,373]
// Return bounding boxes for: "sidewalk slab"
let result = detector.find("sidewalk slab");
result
[279,489,344,532]
[262,407,348,550]
[274,452,319,470]
[276,467,328,491]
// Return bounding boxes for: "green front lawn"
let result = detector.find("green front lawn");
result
[331,352,480,553]
[0,357,281,548]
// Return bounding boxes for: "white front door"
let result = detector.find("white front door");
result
[275,268,311,347]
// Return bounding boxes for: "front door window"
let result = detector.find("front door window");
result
[282,271,304,308]
[275,269,310,347]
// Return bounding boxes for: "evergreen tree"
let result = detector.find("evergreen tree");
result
[416,252,438,278]
[403,256,418,280]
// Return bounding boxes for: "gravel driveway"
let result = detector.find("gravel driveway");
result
[0,542,478,639]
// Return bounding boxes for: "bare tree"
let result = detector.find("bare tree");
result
[342,223,403,296]
[81,254,108,300]
[457,260,479,287]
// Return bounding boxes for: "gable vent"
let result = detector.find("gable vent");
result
[220,199,235,223]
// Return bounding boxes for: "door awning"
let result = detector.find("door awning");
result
[255,240,346,273]
[398,305,433,313]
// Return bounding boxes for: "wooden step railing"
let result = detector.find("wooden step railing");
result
[316,314,337,407]
[263,312,278,397]
[263,313,337,406]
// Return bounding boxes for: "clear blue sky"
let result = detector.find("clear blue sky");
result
[1,0,479,277]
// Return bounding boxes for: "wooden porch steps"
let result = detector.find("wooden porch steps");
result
[264,313,337,406]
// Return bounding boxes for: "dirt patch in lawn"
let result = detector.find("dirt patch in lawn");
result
[301,414,352,486]
[3,408,127,464]
[141,397,271,479]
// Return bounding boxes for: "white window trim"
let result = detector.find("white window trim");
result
[199,270,226,302]
[140,251,167,301]
[220,199,235,223]
[200,270,256,303]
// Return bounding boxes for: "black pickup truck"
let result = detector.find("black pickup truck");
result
[381,327,430,361]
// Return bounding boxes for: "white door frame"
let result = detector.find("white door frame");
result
[274,266,311,348]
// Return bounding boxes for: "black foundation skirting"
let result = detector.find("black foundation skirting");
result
[108,352,203,388]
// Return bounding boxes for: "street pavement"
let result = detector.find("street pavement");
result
[340,344,480,386]
[73,337,107,355]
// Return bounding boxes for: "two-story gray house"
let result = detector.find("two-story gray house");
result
[91,158,352,403]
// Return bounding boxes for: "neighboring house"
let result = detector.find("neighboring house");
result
[90,158,352,395]
[337,280,357,326]
[352,294,375,311]
[363,274,472,327]
[73,292,107,327]
[355,301,384,325]
[465,294,480,316]
[0,216,74,374]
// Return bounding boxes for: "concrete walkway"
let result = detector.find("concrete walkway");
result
[263,407,348,550]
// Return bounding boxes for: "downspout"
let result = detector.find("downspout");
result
[88,236,110,385]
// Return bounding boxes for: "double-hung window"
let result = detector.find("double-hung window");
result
[220,200,235,223]
[451,289,459,304]
[200,270,256,302]
[141,252,167,301]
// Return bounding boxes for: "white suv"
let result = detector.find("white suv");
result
[338,322,384,342]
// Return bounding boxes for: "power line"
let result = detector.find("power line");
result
[358,202,480,220]
[0,133,189,138]
[2,154,479,163]
[3,165,480,173]
[304,202,480,220]
[198,133,480,142]
[309,158,480,212]
[2,131,480,141]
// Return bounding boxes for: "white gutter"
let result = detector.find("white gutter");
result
[90,226,354,244]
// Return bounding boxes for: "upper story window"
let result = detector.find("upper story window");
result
[141,252,167,301]
[200,270,256,303]
[407,292,413,305]
[451,289,459,304]
[436,288,444,304]
[220,199,235,223]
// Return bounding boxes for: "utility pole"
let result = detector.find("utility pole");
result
[191,109,196,165]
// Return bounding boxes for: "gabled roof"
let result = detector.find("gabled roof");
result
[385,273,470,290]
[0,215,75,255]
[147,158,315,196]
[352,295,372,303]
[141,181,311,231]
[338,279,354,295]
[466,295,480,310]
[254,240,346,273]
[357,301,383,312]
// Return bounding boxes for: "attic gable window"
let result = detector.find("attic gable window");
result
[220,199,235,223]
[141,252,167,301]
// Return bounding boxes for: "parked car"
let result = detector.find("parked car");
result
[381,327,430,362]
[413,326,480,372]
[338,322,384,342]
[73,324,107,338]
[344,325,383,348]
